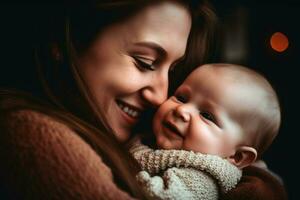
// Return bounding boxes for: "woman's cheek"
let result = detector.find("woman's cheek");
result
[108,68,144,94]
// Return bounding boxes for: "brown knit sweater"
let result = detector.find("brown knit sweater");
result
[0,109,135,200]
[0,109,288,200]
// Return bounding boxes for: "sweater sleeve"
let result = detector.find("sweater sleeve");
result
[0,109,134,200]
[136,168,218,200]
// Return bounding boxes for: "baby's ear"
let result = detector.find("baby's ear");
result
[227,146,257,169]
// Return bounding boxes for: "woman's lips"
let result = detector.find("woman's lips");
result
[116,99,142,124]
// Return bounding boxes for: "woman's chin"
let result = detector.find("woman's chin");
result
[112,127,131,143]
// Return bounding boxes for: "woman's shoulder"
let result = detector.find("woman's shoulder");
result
[1,108,78,135]
[221,165,288,200]
[0,109,104,165]
[0,109,134,199]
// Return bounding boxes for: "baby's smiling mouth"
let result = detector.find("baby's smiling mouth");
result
[162,121,183,138]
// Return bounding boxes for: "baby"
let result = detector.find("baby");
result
[129,63,281,200]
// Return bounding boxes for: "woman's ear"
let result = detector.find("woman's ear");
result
[227,146,257,169]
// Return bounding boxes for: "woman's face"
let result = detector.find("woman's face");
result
[78,2,191,142]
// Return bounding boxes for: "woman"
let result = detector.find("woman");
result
[0,0,286,199]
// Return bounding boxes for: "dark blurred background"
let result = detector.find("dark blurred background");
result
[211,1,299,199]
[0,1,298,199]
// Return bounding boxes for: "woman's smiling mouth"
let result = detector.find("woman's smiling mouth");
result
[116,99,142,120]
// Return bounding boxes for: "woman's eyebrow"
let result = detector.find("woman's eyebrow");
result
[133,41,167,57]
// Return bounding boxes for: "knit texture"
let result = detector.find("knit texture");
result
[130,141,242,200]
[0,109,135,200]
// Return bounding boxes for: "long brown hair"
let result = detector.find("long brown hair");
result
[1,0,217,198]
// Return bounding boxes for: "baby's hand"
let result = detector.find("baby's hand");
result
[136,171,165,190]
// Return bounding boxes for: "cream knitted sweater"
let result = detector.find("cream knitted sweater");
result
[130,141,242,200]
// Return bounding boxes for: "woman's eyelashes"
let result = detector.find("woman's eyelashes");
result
[132,55,155,71]
[132,54,182,72]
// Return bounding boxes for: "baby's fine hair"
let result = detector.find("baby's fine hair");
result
[203,63,281,159]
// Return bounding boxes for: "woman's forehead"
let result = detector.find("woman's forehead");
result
[118,1,191,58]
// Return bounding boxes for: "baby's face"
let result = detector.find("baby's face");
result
[153,66,254,157]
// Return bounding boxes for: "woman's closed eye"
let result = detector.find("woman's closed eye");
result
[132,55,155,71]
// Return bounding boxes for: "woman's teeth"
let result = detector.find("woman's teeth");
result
[117,102,140,118]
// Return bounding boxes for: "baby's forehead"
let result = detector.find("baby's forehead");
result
[183,64,267,111]
[183,65,240,90]
[185,65,232,83]
[185,64,262,89]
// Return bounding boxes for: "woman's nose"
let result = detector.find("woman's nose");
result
[141,71,168,106]
[174,104,192,122]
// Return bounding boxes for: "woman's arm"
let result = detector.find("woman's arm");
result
[221,165,288,200]
[0,109,134,200]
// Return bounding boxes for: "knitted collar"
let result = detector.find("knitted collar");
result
[130,143,242,192]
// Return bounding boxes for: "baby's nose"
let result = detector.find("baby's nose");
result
[174,104,192,122]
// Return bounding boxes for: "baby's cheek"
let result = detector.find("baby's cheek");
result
[156,134,167,149]
[156,135,172,150]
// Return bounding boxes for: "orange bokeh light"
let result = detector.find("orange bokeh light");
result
[270,32,289,52]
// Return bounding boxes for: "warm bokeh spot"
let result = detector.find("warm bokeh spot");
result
[270,32,289,52]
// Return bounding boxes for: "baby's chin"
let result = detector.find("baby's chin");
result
[156,136,181,150]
